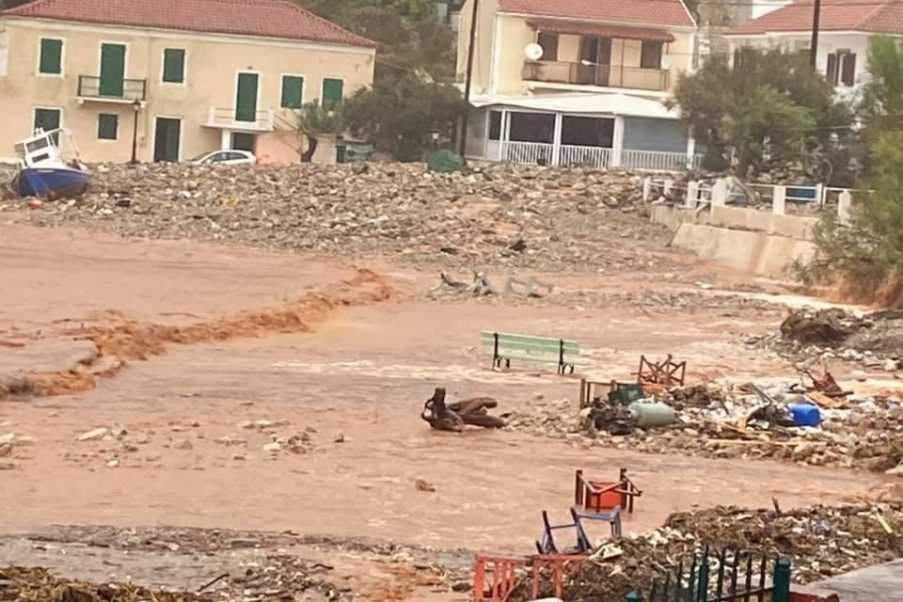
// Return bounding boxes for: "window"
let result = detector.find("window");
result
[39,38,63,75]
[162,48,185,83]
[537,32,558,62]
[827,51,857,86]
[34,107,61,132]
[98,113,118,140]
[281,75,304,109]
[33,107,61,143]
[640,41,663,69]
[489,111,502,141]
[322,78,343,110]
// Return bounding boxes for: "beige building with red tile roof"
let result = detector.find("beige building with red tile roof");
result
[0,0,375,163]
[455,0,701,172]
[725,0,903,92]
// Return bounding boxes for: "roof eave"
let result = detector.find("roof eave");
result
[498,11,696,32]
[1,13,377,49]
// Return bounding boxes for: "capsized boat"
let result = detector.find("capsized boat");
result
[10,128,90,199]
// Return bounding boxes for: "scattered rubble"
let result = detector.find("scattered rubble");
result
[1,162,673,272]
[0,525,472,602]
[507,383,903,476]
[751,307,903,371]
[550,503,903,602]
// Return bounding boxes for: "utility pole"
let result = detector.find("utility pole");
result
[809,0,821,70]
[457,0,479,158]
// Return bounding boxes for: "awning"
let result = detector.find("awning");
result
[469,93,681,120]
[528,19,675,43]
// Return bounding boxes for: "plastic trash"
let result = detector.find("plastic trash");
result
[628,401,676,428]
[788,402,822,427]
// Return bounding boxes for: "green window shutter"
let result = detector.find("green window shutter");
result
[322,78,343,110]
[281,76,304,109]
[162,48,185,83]
[39,38,62,74]
[97,114,118,140]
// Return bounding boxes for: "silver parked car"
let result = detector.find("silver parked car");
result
[190,150,257,165]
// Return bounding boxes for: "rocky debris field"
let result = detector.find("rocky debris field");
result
[751,307,903,372]
[0,413,346,473]
[506,382,903,478]
[0,526,471,602]
[1,162,674,272]
[546,503,903,602]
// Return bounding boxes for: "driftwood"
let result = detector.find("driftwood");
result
[421,388,506,431]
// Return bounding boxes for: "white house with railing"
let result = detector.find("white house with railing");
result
[457,0,701,171]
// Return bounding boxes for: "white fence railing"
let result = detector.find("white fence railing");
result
[502,141,554,165]
[501,142,699,172]
[642,176,865,223]
[622,150,702,172]
[559,144,613,168]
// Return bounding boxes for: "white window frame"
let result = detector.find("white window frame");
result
[36,36,65,78]
[151,114,184,162]
[160,47,188,85]
[320,76,345,108]
[97,112,120,142]
[279,72,306,109]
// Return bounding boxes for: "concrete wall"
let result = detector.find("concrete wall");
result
[651,203,818,278]
[0,17,375,163]
[671,223,816,278]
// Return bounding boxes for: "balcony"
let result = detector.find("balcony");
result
[76,75,147,103]
[203,107,275,132]
[522,61,669,92]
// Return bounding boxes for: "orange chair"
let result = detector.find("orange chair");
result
[575,468,642,514]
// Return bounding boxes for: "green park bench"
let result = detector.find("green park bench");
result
[481,330,588,375]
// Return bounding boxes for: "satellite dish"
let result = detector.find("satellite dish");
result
[525,43,544,61]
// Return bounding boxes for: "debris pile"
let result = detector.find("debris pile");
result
[751,308,903,371]
[552,503,903,602]
[0,525,472,602]
[1,162,670,272]
[431,271,554,299]
[507,383,903,476]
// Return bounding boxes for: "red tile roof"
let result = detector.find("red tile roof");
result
[2,0,376,47]
[529,19,676,42]
[729,0,903,35]
[498,0,696,29]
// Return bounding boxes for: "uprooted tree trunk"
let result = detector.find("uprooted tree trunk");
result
[421,388,505,431]
[301,135,319,163]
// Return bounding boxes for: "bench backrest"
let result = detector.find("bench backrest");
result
[480,331,580,357]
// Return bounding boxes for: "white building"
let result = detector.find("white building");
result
[457,0,702,171]
[724,0,903,94]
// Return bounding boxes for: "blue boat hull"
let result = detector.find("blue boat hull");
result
[13,166,90,199]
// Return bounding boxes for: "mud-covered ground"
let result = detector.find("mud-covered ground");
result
[1,214,900,600]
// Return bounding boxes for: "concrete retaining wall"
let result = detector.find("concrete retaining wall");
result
[708,206,816,240]
[671,223,816,278]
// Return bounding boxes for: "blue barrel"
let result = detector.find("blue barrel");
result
[788,403,821,427]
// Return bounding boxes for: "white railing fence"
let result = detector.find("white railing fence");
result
[642,176,866,223]
[500,142,700,172]
[502,141,553,166]
[622,149,702,172]
[559,145,613,168]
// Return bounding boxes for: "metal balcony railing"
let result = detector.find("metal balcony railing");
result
[522,61,670,92]
[77,75,147,101]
